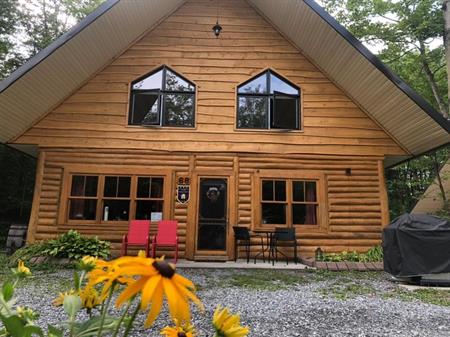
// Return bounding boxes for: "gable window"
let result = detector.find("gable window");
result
[129,65,195,127]
[237,70,300,130]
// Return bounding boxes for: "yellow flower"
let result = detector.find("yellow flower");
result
[79,285,101,310]
[87,255,203,328]
[115,257,203,327]
[78,255,97,271]
[213,306,249,337]
[161,320,196,337]
[16,260,31,277]
[52,289,77,307]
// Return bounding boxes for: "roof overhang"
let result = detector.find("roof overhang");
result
[0,0,448,167]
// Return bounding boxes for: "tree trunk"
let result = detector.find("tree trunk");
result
[433,153,447,202]
[443,0,450,117]
[418,41,448,118]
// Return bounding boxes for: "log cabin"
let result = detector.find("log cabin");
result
[0,0,449,260]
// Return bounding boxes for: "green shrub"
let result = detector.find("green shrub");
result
[318,245,383,262]
[10,230,110,265]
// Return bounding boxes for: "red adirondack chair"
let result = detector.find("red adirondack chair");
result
[152,220,178,262]
[121,220,151,256]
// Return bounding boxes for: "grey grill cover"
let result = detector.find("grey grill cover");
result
[382,213,450,277]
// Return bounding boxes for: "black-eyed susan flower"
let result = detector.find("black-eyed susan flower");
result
[212,305,249,337]
[160,319,196,337]
[79,285,101,310]
[114,257,204,327]
[14,260,31,277]
[52,289,77,307]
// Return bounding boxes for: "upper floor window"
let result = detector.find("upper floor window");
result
[237,70,300,130]
[129,65,195,127]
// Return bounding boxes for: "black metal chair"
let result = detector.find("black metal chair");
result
[233,226,265,263]
[272,228,298,265]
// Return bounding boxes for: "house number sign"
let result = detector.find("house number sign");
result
[176,177,190,204]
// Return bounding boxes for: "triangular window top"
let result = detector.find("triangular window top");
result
[132,66,195,92]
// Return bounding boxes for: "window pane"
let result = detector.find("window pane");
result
[271,94,298,129]
[305,181,317,202]
[163,94,194,127]
[131,93,160,125]
[270,73,299,95]
[117,177,131,197]
[262,203,286,224]
[275,181,286,201]
[151,178,164,198]
[135,200,163,220]
[238,73,267,94]
[237,96,268,128]
[71,175,85,196]
[85,176,98,197]
[293,204,317,225]
[262,180,273,201]
[137,177,150,198]
[132,69,163,90]
[69,199,97,220]
[293,181,305,202]
[165,69,194,92]
[103,200,130,221]
[104,176,117,197]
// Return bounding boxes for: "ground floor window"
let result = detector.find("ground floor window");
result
[257,173,322,228]
[67,174,164,223]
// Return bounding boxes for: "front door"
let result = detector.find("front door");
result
[196,177,228,252]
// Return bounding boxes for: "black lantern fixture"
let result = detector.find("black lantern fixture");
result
[212,0,222,38]
[212,20,222,38]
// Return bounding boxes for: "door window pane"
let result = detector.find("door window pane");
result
[262,203,286,224]
[237,96,268,128]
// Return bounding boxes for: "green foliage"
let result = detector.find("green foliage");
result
[322,0,447,115]
[318,245,383,262]
[386,147,449,218]
[10,230,110,265]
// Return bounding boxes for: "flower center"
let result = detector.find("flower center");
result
[177,333,187,337]
[152,260,175,278]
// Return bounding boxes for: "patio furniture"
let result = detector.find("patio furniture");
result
[272,227,298,265]
[121,220,151,256]
[152,220,179,263]
[233,226,265,263]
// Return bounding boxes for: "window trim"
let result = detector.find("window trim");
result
[236,69,301,131]
[59,166,172,226]
[128,65,196,128]
[253,170,328,232]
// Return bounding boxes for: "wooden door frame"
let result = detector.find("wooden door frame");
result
[185,170,235,260]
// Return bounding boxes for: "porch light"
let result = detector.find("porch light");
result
[212,20,222,37]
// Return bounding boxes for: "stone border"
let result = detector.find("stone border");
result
[301,257,384,271]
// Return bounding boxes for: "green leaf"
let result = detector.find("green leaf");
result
[2,282,14,302]
[72,316,119,337]
[48,325,63,337]
[22,325,44,337]
[0,314,25,337]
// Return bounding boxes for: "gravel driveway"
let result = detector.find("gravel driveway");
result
[9,268,450,337]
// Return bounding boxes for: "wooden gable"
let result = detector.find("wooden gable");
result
[14,0,406,157]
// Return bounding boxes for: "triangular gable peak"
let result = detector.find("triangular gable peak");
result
[0,0,448,164]
[10,0,405,158]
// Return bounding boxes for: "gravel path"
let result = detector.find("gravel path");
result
[9,269,450,337]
